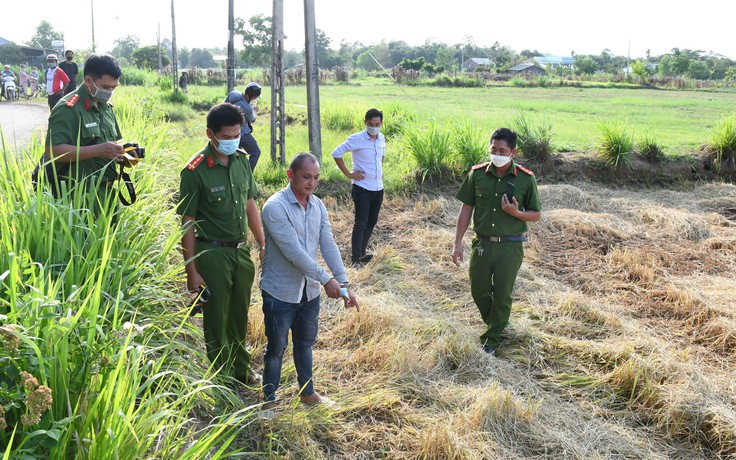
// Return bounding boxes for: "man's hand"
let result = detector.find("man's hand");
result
[186,271,206,294]
[451,243,464,267]
[98,142,125,161]
[501,194,520,217]
[324,278,341,299]
[349,169,365,180]
[343,288,360,312]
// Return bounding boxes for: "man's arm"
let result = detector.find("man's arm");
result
[452,204,474,267]
[501,195,541,222]
[181,216,205,292]
[333,157,364,181]
[45,142,124,163]
[246,198,266,260]
[317,201,359,309]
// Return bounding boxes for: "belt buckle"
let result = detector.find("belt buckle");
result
[236,241,246,249]
[491,236,501,243]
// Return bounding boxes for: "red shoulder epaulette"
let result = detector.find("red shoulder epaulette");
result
[185,154,204,170]
[517,164,534,176]
[471,162,490,171]
[64,94,79,107]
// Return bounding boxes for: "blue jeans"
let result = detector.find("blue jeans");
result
[239,132,261,171]
[261,289,321,402]
[351,184,384,261]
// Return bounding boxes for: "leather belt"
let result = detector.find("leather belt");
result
[476,234,528,243]
[196,238,247,249]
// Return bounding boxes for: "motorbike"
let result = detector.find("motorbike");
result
[2,75,17,101]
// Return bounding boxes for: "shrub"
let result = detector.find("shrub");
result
[597,120,634,168]
[381,101,416,138]
[322,103,362,131]
[511,112,555,162]
[509,77,528,87]
[157,76,173,91]
[637,132,665,162]
[452,122,487,171]
[403,121,454,182]
[708,115,736,171]
[119,67,158,86]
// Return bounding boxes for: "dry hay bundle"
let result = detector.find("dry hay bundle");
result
[538,184,599,212]
[640,207,712,242]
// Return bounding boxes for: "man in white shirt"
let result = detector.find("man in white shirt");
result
[332,108,386,265]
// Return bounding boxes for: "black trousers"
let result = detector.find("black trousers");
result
[351,184,383,261]
[48,93,63,110]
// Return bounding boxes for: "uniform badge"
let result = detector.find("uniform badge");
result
[207,156,215,168]
[64,94,79,107]
[84,99,92,111]
[517,164,535,176]
[185,154,204,170]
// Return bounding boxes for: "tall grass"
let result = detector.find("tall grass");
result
[452,122,487,172]
[596,120,634,168]
[510,112,555,162]
[402,121,454,182]
[321,102,362,132]
[0,89,258,458]
[708,114,736,170]
[637,131,665,162]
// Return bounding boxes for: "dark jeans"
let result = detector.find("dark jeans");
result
[239,132,261,171]
[351,184,384,261]
[262,289,321,402]
[48,93,63,110]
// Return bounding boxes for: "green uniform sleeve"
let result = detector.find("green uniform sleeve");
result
[47,106,81,148]
[523,176,541,212]
[177,169,199,217]
[455,171,476,206]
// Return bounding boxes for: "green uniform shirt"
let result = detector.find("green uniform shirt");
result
[456,160,541,237]
[177,145,258,242]
[46,84,122,182]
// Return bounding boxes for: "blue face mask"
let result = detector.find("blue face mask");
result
[215,137,240,155]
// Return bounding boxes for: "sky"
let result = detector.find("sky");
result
[4,0,736,60]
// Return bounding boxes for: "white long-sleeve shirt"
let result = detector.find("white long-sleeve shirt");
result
[331,130,386,191]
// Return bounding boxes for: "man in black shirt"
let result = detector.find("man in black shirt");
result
[59,50,79,95]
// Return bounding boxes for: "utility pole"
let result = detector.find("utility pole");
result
[171,0,178,91]
[90,0,96,53]
[303,0,322,161]
[271,0,286,164]
[227,0,235,93]
[157,23,162,75]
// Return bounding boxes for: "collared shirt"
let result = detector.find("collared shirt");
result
[45,67,69,94]
[177,145,257,242]
[331,130,386,191]
[455,160,541,237]
[46,83,122,182]
[260,185,348,303]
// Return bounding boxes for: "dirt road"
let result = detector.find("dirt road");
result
[0,101,48,150]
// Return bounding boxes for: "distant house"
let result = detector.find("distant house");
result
[0,36,57,66]
[533,55,575,69]
[507,63,545,75]
[462,57,494,71]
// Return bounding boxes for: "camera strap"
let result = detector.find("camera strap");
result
[117,163,137,206]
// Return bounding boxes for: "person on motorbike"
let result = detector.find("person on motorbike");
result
[1,65,16,100]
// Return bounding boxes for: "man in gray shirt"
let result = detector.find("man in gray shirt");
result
[260,153,359,409]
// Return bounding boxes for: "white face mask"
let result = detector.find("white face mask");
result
[490,154,512,168]
[366,126,381,136]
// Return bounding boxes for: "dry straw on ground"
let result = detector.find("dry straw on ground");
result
[236,180,736,459]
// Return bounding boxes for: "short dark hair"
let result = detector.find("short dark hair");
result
[65,50,74,54]
[289,153,320,173]
[207,103,245,133]
[365,108,383,121]
[490,127,517,150]
[83,54,122,80]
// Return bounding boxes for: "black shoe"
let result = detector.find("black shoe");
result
[483,345,496,356]
[352,254,373,265]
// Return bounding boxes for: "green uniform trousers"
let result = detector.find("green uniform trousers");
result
[195,241,255,380]
[469,237,524,349]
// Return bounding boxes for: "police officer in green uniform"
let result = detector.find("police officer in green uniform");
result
[452,127,541,355]
[177,103,266,385]
[44,54,125,204]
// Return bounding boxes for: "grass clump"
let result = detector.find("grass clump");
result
[708,114,736,170]
[381,101,416,138]
[321,102,362,132]
[637,131,665,162]
[451,122,487,172]
[402,121,454,182]
[511,112,555,162]
[596,119,634,168]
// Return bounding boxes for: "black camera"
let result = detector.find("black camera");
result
[189,284,211,317]
[122,142,146,160]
